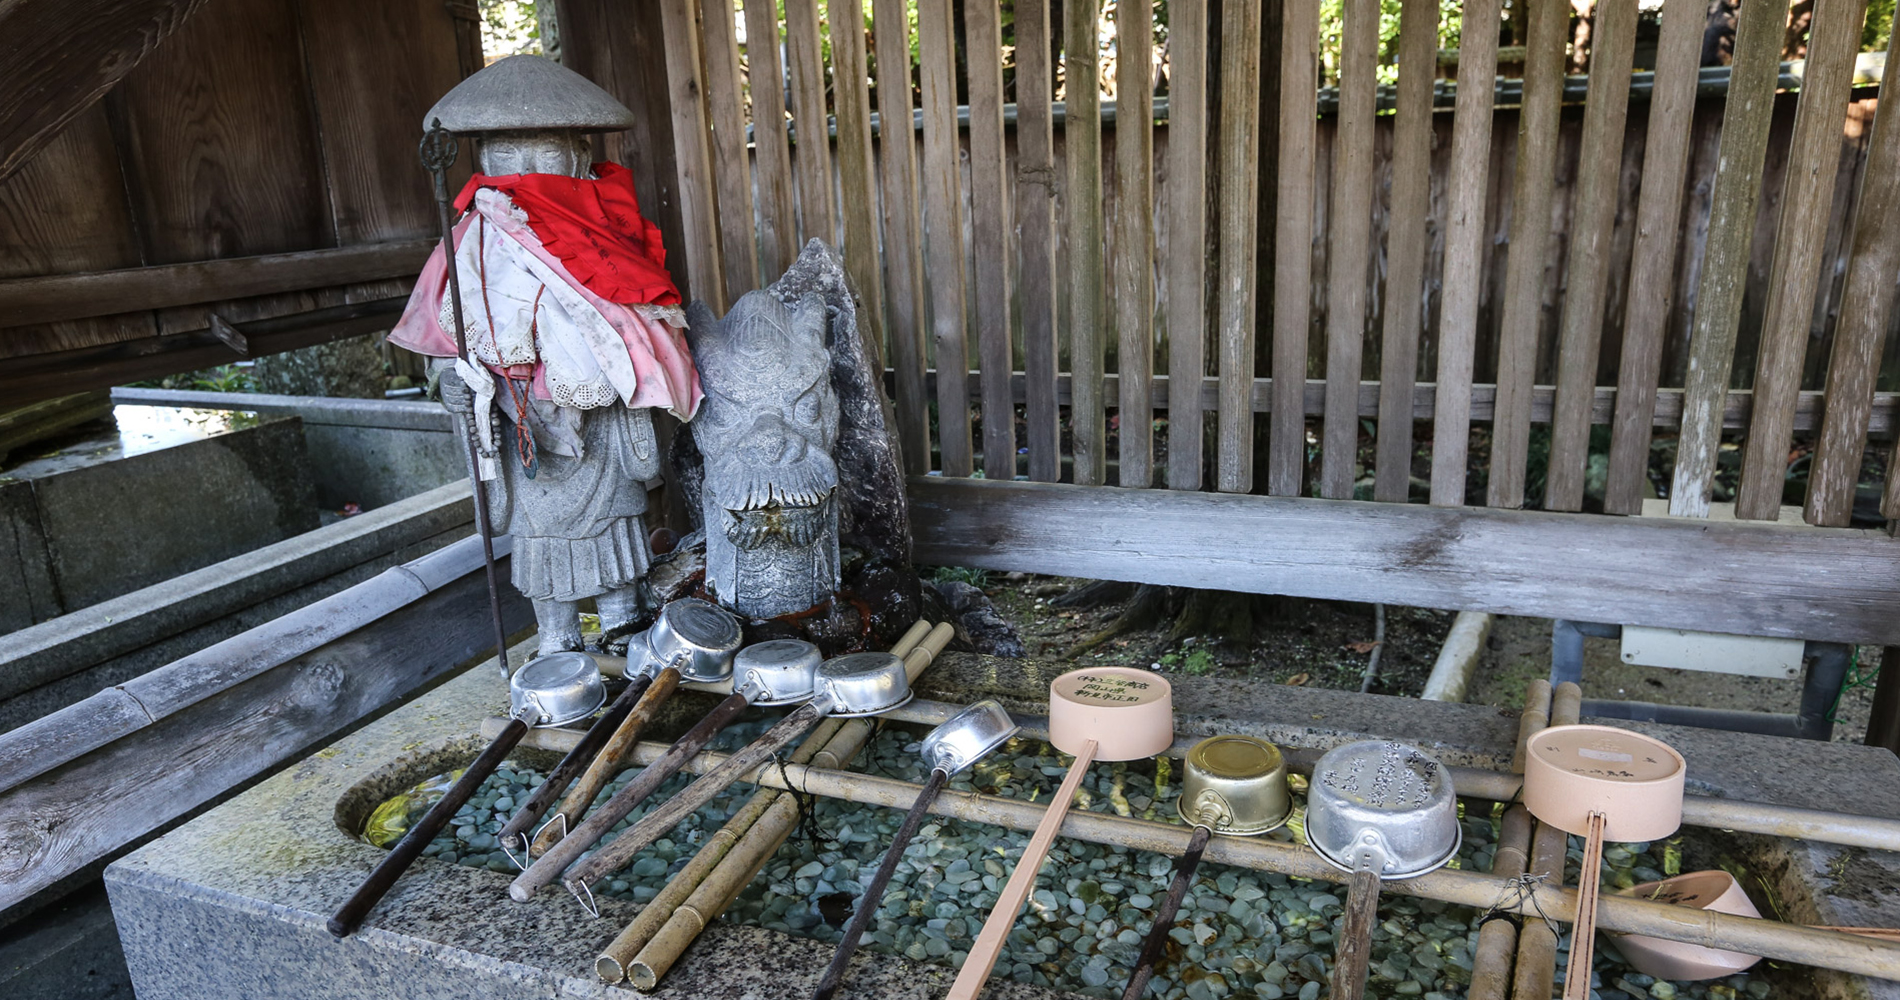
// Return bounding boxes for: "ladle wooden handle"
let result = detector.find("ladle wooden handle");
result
[1564,812,1608,1000]
[1119,824,1212,1000]
[561,701,828,899]
[532,666,681,854]
[812,767,952,1000]
[948,739,1099,1000]
[329,715,529,937]
[497,671,654,854]
[509,689,752,901]
[1329,868,1383,1000]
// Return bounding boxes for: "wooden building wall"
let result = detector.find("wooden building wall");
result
[0,0,480,400]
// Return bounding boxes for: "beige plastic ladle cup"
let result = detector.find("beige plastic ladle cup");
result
[946,667,1174,1000]
[1524,724,1686,1000]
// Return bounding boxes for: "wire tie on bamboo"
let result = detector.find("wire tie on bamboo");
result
[771,746,825,844]
[1482,872,1560,937]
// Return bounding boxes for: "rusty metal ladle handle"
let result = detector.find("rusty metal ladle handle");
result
[1119,823,1213,1000]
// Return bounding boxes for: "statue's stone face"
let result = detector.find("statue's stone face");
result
[687,291,841,617]
[476,130,590,177]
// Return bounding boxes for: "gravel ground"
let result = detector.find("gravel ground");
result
[372,716,1781,1000]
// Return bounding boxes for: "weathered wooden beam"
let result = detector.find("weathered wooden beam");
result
[0,240,432,328]
[908,477,1900,646]
[0,0,212,182]
[0,534,531,912]
[0,296,407,408]
[913,370,1899,435]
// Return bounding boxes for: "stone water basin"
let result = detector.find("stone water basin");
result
[371,720,1788,1000]
[107,654,1900,1000]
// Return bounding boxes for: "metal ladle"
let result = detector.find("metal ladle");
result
[1305,740,1462,1000]
[507,628,801,903]
[1120,735,1291,1000]
[328,651,605,937]
[557,649,916,912]
[501,598,742,861]
[811,700,1021,1000]
[948,667,1175,1000]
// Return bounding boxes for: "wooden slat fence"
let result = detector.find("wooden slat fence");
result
[656,0,1898,531]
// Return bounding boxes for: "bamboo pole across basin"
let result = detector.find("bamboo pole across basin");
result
[491,721,1900,981]
[873,699,1900,853]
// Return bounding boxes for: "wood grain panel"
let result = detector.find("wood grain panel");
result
[783,0,835,247]
[1668,0,1788,517]
[919,0,971,476]
[701,0,760,296]
[908,476,1900,645]
[295,0,466,245]
[1603,0,1706,515]
[1267,0,1315,497]
[1807,25,1900,526]
[1428,0,1501,507]
[0,0,212,182]
[1114,0,1155,488]
[871,0,931,475]
[1066,0,1108,486]
[1487,0,1567,509]
[0,106,153,360]
[1319,0,1379,500]
[1165,0,1209,492]
[658,0,726,310]
[830,0,887,362]
[1735,0,1867,521]
[1545,0,1639,511]
[112,0,329,263]
[965,0,1016,480]
[1017,0,1061,483]
[1371,0,1438,504]
[744,0,799,278]
[1218,0,1265,494]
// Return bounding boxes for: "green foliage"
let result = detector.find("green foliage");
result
[1318,0,1469,87]
[480,0,541,57]
[1866,0,1897,52]
[927,565,992,588]
[1157,645,1218,676]
[126,364,257,394]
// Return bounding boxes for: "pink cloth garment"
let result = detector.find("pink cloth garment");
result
[389,214,702,420]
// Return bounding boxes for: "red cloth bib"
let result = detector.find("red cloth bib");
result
[455,162,680,307]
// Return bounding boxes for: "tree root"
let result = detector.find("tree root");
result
[1064,584,1171,659]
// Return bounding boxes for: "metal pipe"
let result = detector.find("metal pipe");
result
[496,726,1900,980]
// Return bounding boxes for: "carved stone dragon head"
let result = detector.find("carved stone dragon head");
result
[684,291,841,617]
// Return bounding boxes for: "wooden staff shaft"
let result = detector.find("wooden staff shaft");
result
[533,666,682,855]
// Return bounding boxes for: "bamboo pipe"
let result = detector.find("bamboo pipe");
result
[627,774,806,989]
[1512,815,1570,1000]
[1471,806,1536,1000]
[494,724,1900,981]
[1513,682,1583,1000]
[594,715,846,982]
[595,623,954,985]
[1470,679,1553,1000]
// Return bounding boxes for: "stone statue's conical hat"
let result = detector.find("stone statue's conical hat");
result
[423,55,636,134]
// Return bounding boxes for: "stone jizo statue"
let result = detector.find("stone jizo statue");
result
[388,56,701,656]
